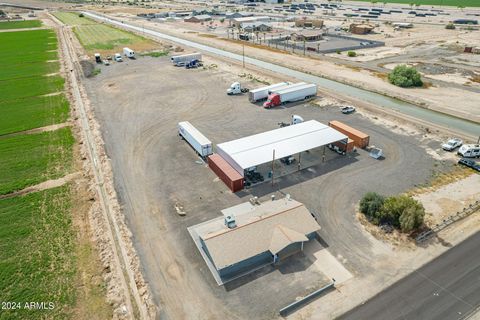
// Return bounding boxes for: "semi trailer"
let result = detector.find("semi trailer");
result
[263,83,317,108]
[248,82,290,102]
[171,53,202,66]
[178,121,213,157]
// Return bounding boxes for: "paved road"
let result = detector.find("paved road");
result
[340,231,480,320]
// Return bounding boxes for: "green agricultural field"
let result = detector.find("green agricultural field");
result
[0,95,70,135]
[54,11,157,53]
[0,76,65,102]
[0,127,74,195]
[0,20,42,30]
[0,28,68,136]
[54,11,95,26]
[0,186,75,319]
[354,0,480,7]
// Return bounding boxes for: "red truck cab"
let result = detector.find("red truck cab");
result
[263,93,281,108]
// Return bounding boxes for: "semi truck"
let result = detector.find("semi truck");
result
[227,82,249,95]
[248,82,290,102]
[263,83,317,108]
[171,53,202,66]
[178,121,213,157]
[123,47,135,58]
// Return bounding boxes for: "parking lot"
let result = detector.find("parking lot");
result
[84,56,452,319]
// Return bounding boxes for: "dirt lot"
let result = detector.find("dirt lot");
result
[82,55,464,319]
[102,13,480,123]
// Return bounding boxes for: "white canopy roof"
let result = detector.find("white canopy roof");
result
[216,120,348,175]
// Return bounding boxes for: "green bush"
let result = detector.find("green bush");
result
[445,23,456,29]
[388,64,423,88]
[79,13,84,17]
[360,193,425,233]
[347,51,357,57]
[359,192,385,223]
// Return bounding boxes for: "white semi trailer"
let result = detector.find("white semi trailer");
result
[171,53,202,66]
[263,83,317,108]
[248,82,290,102]
[178,121,213,157]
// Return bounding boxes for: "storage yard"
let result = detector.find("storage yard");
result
[83,55,467,319]
[2,0,479,319]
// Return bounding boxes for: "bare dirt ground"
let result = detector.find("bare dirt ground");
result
[80,50,480,320]
[99,12,480,123]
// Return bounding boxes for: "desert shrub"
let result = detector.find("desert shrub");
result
[388,64,423,88]
[347,51,357,57]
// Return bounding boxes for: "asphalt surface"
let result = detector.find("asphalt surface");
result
[340,231,480,320]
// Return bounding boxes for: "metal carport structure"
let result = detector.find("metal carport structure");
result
[216,120,348,177]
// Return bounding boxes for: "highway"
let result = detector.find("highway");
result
[340,231,480,320]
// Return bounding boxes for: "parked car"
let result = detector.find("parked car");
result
[442,138,463,151]
[458,158,480,172]
[103,60,110,66]
[341,105,356,114]
[114,53,123,62]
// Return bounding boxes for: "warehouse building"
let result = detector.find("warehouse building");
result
[184,14,212,23]
[290,30,324,42]
[232,16,271,28]
[216,120,348,178]
[295,18,324,28]
[188,197,321,284]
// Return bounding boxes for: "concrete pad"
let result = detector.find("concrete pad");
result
[305,240,353,285]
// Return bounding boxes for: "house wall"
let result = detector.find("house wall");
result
[218,251,273,278]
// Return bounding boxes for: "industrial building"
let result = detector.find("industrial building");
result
[232,16,271,28]
[184,14,212,23]
[188,197,321,284]
[216,120,348,178]
[242,22,272,32]
[290,30,324,42]
[295,18,324,28]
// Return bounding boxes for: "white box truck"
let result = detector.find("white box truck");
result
[178,121,213,157]
[123,47,135,58]
[248,82,290,102]
[171,53,202,66]
[263,83,317,108]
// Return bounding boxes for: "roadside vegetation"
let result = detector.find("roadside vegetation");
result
[0,19,42,29]
[388,65,423,88]
[360,192,425,233]
[53,12,156,54]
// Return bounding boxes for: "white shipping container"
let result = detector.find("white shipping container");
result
[248,82,290,102]
[170,53,202,64]
[178,121,213,157]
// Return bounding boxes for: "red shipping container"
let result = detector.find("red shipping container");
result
[334,138,355,153]
[208,154,244,192]
[329,120,370,149]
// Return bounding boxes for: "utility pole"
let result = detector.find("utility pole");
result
[242,43,245,68]
[303,39,306,55]
[271,149,275,187]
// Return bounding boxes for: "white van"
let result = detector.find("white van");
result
[114,53,123,62]
[123,47,135,59]
[458,144,480,158]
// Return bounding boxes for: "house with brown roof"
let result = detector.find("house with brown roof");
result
[290,30,323,42]
[191,197,321,282]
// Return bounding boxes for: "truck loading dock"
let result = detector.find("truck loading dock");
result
[215,120,348,187]
[188,197,321,285]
